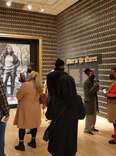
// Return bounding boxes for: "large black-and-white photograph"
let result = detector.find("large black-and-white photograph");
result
[0,43,30,106]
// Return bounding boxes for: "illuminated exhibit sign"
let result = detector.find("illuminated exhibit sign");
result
[66,54,102,65]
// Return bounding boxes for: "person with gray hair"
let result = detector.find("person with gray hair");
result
[14,71,42,151]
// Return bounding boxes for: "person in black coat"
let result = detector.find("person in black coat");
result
[46,59,78,156]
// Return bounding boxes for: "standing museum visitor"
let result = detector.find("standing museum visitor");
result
[83,68,99,135]
[0,76,10,156]
[14,71,42,151]
[46,59,79,156]
[107,67,116,144]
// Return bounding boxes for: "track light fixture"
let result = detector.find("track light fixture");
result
[40,8,45,12]
[6,1,12,7]
[27,4,32,10]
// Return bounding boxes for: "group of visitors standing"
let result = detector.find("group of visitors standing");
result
[83,67,116,144]
[0,59,116,156]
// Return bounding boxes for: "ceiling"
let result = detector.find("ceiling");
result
[0,0,80,15]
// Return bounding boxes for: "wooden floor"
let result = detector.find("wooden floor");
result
[6,110,116,156]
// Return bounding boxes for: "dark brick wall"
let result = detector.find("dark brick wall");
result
[0,7,57,80]
[57,0,116,117]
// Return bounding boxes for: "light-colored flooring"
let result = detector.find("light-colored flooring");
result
[6,110,116,156]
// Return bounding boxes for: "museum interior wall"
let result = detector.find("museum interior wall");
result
[57,0,116,117]
[0,7,57,80]
[0,0,116,117]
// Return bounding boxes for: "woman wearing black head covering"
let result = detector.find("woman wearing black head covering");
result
[46,59,78,156]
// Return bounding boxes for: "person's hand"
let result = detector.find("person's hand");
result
[98,80,103,85]
[1,116,9,123]
[95,80,99,84]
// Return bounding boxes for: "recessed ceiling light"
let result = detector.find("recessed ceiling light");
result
[6,1,12,7]
[40,8,45,12]
[27,4,32,10]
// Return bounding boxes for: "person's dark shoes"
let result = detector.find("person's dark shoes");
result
[87,131,94,135]
[84,131,94,135]
[15,143,25,151]
[28,139,36,148]
[92,128,99,132]
[109,139,116,144]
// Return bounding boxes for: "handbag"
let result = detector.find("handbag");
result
[43,94,85,142]
[43,106,66,142]
[43,121,56,142]
[39,93,48,106]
